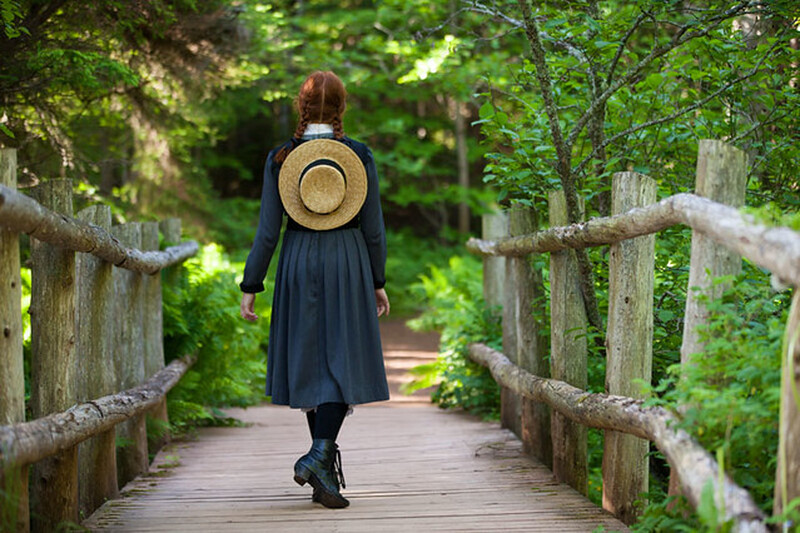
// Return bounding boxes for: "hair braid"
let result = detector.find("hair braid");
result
[332,116,345,139]
[294,107,311,140]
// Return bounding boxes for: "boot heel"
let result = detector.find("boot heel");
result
[294,465,311,485]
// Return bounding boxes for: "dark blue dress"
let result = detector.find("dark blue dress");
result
[240,133,390,408]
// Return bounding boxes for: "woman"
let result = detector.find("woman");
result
[239,71,390,509]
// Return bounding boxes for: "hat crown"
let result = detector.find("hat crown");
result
[278,139,368,231]
[300,165,345,214]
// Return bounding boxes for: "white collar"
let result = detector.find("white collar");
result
[305,123,334,135]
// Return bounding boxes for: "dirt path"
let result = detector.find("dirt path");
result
[379,318,440,405]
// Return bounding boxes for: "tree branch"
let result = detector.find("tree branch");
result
[566,1,756,149]
[573,32,783,177]
[606,11,648,87]
[515,0,604,333]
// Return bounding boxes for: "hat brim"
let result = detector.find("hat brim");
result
[278,139,368,231]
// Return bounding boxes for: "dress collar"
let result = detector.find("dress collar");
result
[304,123,334,136]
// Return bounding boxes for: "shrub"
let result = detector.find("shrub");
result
[636,265,791,529]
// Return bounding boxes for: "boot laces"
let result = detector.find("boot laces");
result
[332,448,346,489]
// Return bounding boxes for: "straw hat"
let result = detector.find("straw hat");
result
[278,139,368,231]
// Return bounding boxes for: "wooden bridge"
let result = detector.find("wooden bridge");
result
[82,321,627,532]
[1,139,800,532]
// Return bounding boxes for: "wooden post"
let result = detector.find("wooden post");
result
[775,291,800,519]
[455,100,470,234]
[154,218,181,448]
[142,222,168,454]
[507,208,551,467]
[603,172,656,524]
[481,212,507,310]
[671,140,747,497]
[112,223,148,487]
[681,140,748,361]
[501,210,522,438]
[0,149,29,533]
[483,211,517,435]
[548,190,587,495]
[75,205,118,518]
[29,179,78,532]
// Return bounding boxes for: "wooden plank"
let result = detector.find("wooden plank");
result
[84,405,627,533]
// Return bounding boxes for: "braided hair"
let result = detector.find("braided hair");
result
[275,71,347,164]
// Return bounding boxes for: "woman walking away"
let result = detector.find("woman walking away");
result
[239,70,391,509]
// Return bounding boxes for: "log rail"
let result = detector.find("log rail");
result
[0,355,196,468]
[466,140,799,532]
[467,192,800,288]
[0,148,199,532]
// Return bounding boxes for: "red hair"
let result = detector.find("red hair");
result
[275,71,347,163]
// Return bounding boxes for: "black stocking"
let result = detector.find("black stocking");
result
[305,410,316,439]
[312,402,348,441]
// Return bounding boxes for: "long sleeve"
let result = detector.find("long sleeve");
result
[240,150,284,293]
[359,147,387,289]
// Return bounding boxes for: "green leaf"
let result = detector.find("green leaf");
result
[479,100,495,120]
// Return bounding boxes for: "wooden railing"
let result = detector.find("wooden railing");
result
[0,148,199,532]
[466,140,800,532]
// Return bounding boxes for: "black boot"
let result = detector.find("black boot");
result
[312,450,345,504]
[294,439,349,508]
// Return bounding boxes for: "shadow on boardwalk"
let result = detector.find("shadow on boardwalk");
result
[83,320,627,532]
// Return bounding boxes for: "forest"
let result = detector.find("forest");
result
[2,0,799,530]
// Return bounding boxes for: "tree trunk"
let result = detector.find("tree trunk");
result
[455,100,470,234]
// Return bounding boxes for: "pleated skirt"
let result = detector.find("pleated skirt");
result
[265,228,390,408]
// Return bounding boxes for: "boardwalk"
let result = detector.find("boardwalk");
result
[83,321,627,532]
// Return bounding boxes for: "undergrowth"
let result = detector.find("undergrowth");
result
[405,254,502,419]
[163,243,269,435]
[406,244,795,530]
